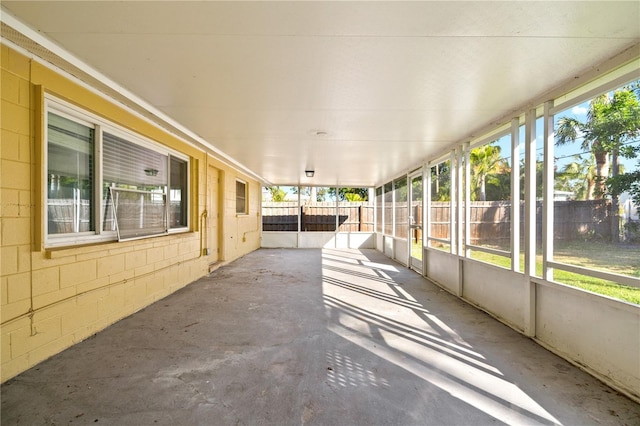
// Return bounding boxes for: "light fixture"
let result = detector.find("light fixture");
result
[305,170,315,178]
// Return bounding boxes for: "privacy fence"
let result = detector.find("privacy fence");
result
[262,202,374,232]
[429,199,612,244]
[262,200,612,242]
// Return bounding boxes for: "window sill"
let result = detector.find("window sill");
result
[46,230,193,259]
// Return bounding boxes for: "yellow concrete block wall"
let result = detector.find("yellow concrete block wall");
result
[221,170,262,261]
[0,45,261,382]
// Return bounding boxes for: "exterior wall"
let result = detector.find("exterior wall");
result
[0,46,260,382]
[213,158,262,262]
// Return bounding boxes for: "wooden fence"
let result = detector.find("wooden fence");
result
[262,202,374,232]
[428,199,611,243]
[263,200,612,243]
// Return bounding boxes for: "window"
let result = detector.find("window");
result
[236,180,247,214]
[394,177,408,239]
[47,112,95,235]
[467,134,513,268]
[170,157,188,228]
[261,186,299,231]
[301,186,336,231]
[338,187,373,232]
[550,81,640,294]
[383,182,393,235]
[46,97,189,246]
[375,187,383,233]
[428,160,451,251]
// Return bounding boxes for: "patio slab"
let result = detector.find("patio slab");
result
[2,248,638,425]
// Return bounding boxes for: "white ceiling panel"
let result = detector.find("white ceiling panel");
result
[2,1,639,186]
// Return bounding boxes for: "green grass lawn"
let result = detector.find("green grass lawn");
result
[470,242,640,305]
[417,240,640,305]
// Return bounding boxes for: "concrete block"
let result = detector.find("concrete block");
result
[1,70,20,104]
[36,251,78,268]
[0,299,29,324]
[134,263,154,278]
[17,244,31,273]
[1,45,9,72]
[31,299,75,324]
[26,333,77,372]
[97,286,125,318]
[76,276,109,295]
[32,286,75,310]
[31,267,60,297]
[1,160,30,191]
[153,258,171,271]
[108,269,134,285]
[10,316,62,359]
[1,244,18,276]
[60,259,97,288]
[61,303,98,335]
[76,287,108,307]
[7,272,30,303]
[107,245,134,256]
[163,242,180,260]
[6,49,30,79]
[145,274,165,297]
[1,101,30,135]
[1,353,29,383]
[125,251,146,270]
[75,250,105,261]
[1,277,8,305]
[146,246,164,264]
[97,254,125,278]
[18,134,31,163]
[1,129,20,161]
[1,327,12,362]
[18,77,30,108]
[1,217,31,246]
[124,278,146,307]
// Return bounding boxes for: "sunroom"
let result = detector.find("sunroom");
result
[1,0,639,414]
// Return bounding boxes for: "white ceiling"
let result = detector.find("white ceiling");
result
[2,1,639,187]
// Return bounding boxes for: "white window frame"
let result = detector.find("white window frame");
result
[236,179,248,215]
[44,95,189,248]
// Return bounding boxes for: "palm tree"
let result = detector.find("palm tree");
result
[555,85,640,242]
[555,154,597,200]
[470,143,506,201]
[556,115,609,198]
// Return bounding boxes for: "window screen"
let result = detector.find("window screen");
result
[110,187,167,240]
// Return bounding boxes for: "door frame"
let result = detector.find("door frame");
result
[408,170,424,273]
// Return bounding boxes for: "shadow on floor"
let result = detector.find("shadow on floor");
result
[2,248,638,425]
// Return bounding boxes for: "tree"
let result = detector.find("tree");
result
[555,84,640,242]
[267,186,287,202]
[519,158,544,200]
[431,162,451,201]
[329,187,369,201]
[607,165,640,206]
[554,154,597,200]
[469,143,508,201]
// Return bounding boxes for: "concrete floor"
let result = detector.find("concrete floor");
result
[2,248,639,426]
